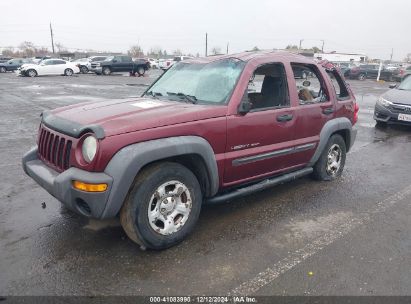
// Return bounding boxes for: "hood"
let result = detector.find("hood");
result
[48,97,227,137]
[383,89,411,105]
[21,63,38,69]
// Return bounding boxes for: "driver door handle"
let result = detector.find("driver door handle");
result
[322,107,334,115]
[277,114,293,122]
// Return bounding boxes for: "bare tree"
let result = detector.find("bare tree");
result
[173,49,183,55]
[211,46,221,55]
[128,45,144,58]
[19,41,36,57]
[55,42,67,53]
[1,47,15,57]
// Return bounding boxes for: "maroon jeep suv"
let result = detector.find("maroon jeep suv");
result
[23,51,358,250]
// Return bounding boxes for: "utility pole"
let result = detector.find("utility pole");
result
[390,48,393,63]
[50,22,55,54]
[299,39,303,50]
[226,42,229,54]
[205,33,208,57]
[321,40,325,53]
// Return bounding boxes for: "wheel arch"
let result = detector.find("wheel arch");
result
[101,136,219,218]
[309,117,355,166]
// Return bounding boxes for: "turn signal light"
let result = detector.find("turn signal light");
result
[72,181,107,192]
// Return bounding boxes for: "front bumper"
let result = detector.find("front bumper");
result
[22,147,113,218]
[91,66,102,73]
[374,103,411,124]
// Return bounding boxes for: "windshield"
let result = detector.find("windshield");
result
[398,75,411,91]
[145,58,245,104]
[104,56,114,61]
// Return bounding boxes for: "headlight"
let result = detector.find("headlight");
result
[377,96,393,107]
[82,136,98,163]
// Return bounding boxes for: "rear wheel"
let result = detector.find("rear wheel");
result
[0,67,6,73]
[102,67,111,75]
[26,69,37,77]
[358,73,366,81]
[312,134,346,181]
[64,68,74,76]
[120,162,202,250]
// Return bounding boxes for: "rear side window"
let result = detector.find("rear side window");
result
[327,70,350,100]
[291,63,329,105]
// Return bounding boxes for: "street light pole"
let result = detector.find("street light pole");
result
[299,39,303,50]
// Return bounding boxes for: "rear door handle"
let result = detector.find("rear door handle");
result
[322,108,334,115]
[277,114,293,122]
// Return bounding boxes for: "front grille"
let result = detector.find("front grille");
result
[391,103,411,114]
[38,126,72,172]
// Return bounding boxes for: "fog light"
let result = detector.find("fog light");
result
[72,180,107,192]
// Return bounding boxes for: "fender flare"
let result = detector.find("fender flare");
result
[308,117,355,166]
[101,136,219,218]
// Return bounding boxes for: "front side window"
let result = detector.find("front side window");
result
[291,63,329,105]
[146,58,245,104]
[245,63,289,111]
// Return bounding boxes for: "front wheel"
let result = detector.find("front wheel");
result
[80,66,89,74]
[137,66,145,76]
[0,67,6,73]
[120,162,202,250]
[312,134,346,181]
[102,67,111,75]
[64,68,74,76]
[358,73,366,81]
[26,69,37,77]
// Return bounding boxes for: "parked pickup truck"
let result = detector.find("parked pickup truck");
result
[23,52,358,250]
[90,55,150,76]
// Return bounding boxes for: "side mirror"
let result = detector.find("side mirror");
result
[302,80,311,87]
[113,59,118,63]
[238,101,253,115]
[389,83,397,89]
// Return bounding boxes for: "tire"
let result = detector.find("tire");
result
[80,66,89,74]
[0,67,6,73]
[102,67,111,75]
[64,68,74,76]
[358,73,366,81]
[26,69,37,77]
[312,134,346,181]
[137,66,145,76]
[120,162,202,250]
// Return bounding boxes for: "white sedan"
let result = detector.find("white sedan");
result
[19,59,80,77]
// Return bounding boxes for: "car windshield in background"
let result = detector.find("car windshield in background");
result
[104,56,114,61]
[146,58,245,104]
[398,76,411,91]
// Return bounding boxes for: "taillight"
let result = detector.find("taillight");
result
[353,102,359,125]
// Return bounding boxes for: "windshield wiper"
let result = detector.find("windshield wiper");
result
[167,92,197,104]
[146,91,162,99]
